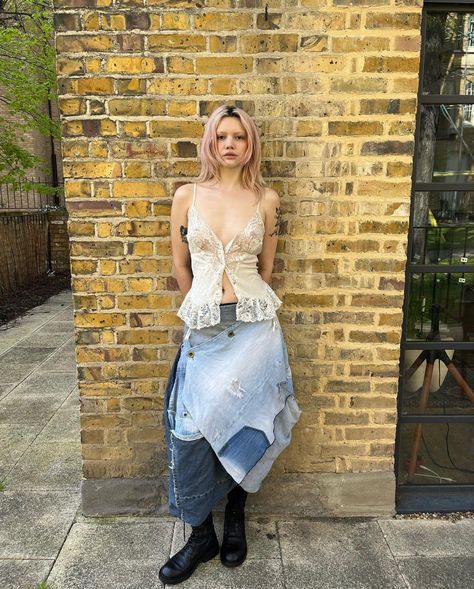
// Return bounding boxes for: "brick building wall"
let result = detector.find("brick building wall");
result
[0,91,63,191]
[53,0,423,516]
[49,210,71,274]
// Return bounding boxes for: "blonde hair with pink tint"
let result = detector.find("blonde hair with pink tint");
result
[195,105,267,201]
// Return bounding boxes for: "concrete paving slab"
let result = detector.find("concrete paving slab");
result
[46,521,174,589]
[39,345,77,373]
[0,319,60,346]
[0,339,27,356]
[170,515,281,562]
[396,556,474,588]
[0,559,54,589]
[379,518,474,557]
[0,362,40,384]
[0,346,56,364]
[0,309,47,335]
[17,332,73,348]
[4,440,81,490]
[0,383,15,400]
[0,490,80,559]
[0,323,45,339]
[37,406,80,443]
[167,516,284,588]
[0,394,66,425]
[164,558,285,589]
[278,518,406,589]
[11,371,77,397]
[49,307,74,321]
[0,342,14,355]
[30,302,72,314]
[34,321,75,335]
[62,388,80,409]
[0,424,39,480]
[26,307,64,317]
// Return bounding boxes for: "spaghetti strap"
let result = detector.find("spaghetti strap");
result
[256,198,261,214]
[192,182,197,207]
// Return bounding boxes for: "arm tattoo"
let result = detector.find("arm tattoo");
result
[180,225,188,244]
[269,207,281,237]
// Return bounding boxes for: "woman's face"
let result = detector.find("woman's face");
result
[215,116,248,167]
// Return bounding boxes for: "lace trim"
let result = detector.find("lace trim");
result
[177,298,221,330]
[177,291,282,329]
[236,292,282,323]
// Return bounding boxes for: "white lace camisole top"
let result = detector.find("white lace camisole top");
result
[176,183,282,329]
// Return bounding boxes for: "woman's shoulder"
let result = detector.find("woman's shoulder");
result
[172,183,195,210]
[261,186,280,208]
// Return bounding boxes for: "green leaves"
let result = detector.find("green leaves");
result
[0,1,59,183]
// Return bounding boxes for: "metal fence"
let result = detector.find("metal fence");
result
[0,178,64,211]
[0,212,50,297]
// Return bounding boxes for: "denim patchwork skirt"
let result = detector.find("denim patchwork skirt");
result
[163,303,301,525]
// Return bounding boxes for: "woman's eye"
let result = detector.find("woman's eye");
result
[218,135,245,140]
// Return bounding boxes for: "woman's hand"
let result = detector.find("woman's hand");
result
[170,184,193,296]
[257,188,281,284]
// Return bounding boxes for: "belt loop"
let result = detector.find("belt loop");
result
[184,326,191,341]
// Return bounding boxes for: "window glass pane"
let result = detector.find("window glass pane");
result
[423,12,474,95]
[405,272,474,342]
[401,349,474,415]
[410,191,474,265]
[398,422,474,485]
[415,105,474,184]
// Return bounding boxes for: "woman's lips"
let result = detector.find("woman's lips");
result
[224,153,237,157]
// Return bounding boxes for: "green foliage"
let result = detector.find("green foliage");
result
[0,1,60,186]
[37,582,55,589]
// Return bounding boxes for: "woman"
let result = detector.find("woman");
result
[159,104,301,585]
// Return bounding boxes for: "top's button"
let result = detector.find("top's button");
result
[228,331,235,337]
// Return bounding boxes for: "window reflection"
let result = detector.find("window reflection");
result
[398,422,474,484]
[406,272,474,342]
[402,349,474,415]
[415,105,474,183]
[410,191,473,265]
[423,12,474,96]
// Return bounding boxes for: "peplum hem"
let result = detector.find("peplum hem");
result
[177,290,282,330]
[235,289,282,323]
[177,297,221,330]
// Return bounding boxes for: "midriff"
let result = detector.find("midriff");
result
[220,270,238,303]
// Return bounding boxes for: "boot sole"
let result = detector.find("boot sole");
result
[158,544,219,585]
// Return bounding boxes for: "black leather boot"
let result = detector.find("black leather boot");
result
[159,512,219,585]
[220,485,248,567]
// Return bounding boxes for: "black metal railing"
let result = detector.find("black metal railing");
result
[0,177,64,211]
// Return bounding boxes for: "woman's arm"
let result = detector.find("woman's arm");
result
[257,188,281,284]
[170,184,193,296]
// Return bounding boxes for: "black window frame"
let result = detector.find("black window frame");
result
[395,1,474,512]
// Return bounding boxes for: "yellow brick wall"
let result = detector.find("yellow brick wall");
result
[53,0,423,483]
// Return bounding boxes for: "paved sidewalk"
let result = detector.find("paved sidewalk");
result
[1,290,474,589]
